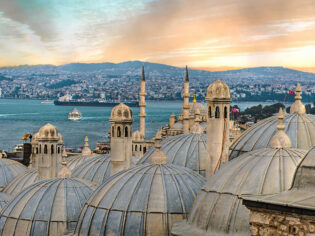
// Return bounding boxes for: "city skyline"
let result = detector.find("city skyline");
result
[0,0,315,71]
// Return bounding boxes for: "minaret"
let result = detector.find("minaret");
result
[81,136,92,156]
[139,64,146,138]
[206,80,232,175]
[110,103,133,175]
[290,83,306,114]
[182,66,190,133]
[32,123,64,180]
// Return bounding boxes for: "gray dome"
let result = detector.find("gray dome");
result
[67,153,97,171]
[3,168,38,196]
[0,158,27,190]
[229,113,315,159]
[172,147,306,236]
[137,133,209,177]
[74,163,206,235]
[180,102,207,116]
[0,178,95,236]
[169,121,183,131]
[0,192,10,210]
[72,154,110,185]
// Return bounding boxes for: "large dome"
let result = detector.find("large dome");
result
[74,163,206,235]
[0,178,95,236]
[137,133,209,177]
[3,168,38,196]
[72,154,111,185]
[172,147,306,236]
[0,157,27,190]
[229,113,315,159]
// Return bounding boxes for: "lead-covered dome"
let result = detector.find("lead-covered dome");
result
[3,168,38,196]
[206,80,231,100]
[229,113,315,159]
[0,192,10,210]
[67,153,97,171]
[137,133,209,177]
[180,102,207,117]
[110,103,133,122]
[0,178,95,236]
[0,157,27,191]
[74,163,206,235]
[172,147,306,236]
[72,154,111,185]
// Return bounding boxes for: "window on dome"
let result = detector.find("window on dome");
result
[208,106,212,118]
[112,126,115,137]
[125,127,128,137]
[117,127,121,137]
[215,106,220,118]
[44,145,47,154]
[135,145,138,151]
[51,144,54,154]
[224,106,228,119]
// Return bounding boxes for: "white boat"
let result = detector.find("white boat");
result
[68,108,82,120]
[41,100,53,104]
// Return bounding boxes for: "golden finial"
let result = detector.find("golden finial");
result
[193,93,197,103]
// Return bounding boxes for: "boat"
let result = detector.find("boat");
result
[54,100,139,107]
[41,100,53,104]
[68,108,82,120]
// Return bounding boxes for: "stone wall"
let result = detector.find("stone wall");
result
[248,208,315,236]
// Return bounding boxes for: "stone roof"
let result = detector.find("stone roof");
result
[206,80,231,100]
[110,103,133,122]
[137,133,209,177]
[74,163,206,235]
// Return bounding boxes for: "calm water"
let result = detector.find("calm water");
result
[0,99,292,151]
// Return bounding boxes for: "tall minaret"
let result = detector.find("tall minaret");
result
[206,80,232,175]
[110,103,133,175]
[139,64,146,138]
[182,66,190,133]
[31,123,64,180]
[290,83,306,114]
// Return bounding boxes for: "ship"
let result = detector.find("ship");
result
[68,108,82,120]
[54,100,139,107]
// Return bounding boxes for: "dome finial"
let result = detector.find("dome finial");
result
[193,92,197,103]
[290,83,306,114]
[150,130,167,164]
[270,108,291,148]
[57,146,72,178]
[82,136,92,156]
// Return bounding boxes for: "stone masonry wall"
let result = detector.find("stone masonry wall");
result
[248,208,315,236]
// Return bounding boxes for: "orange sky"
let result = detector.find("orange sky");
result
[0,0,315,70]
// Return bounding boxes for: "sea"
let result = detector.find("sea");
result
[0,99,296,151]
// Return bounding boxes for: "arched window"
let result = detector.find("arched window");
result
[208,106,212,118]
[44,145,48,154]
[140,145,142,151]
[58,147,60,154]
[135,145,138,151]
[215,106,220,118]
[51,144,54,154]
[40,145,42,154]
[36,147,38,154]
[117,126,121,137]
[112,126,115,137]
[144,147,147,154]
[224,106,228,119]
[125,127,128,137]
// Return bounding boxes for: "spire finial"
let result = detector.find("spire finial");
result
[57,146,72,178]
[193,92,197,103]
[270,108,291,148]
[150,130,167,164]
[184,65,189,83]
[82,136,92,156]
[141,63,145,81]
[290,83,306,114]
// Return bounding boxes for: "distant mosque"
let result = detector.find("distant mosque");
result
[0,65,314,236]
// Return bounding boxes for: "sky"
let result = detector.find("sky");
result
[0,0,315,71]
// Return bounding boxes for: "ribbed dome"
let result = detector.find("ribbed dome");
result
[67,153,97,171]
[206,80,231,99]
[3,168,38,196]
[37,123,62,140]
[169,121,183,131]
[72,154,111,185]
[110,103,133,122]
[0,158,27,190]
[180,102,207,116]
[132,130,144,142]
[229,113,315,160]
[172,147,306,236]
[74,163,206,236]
[137,133,209,177]
[0,192,10,210]
[0,178,95,236]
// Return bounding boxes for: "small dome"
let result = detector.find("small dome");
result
[206,80,231,100]
[229,113,315,159]
[180,102,207,117]
[3,168,38,196]
[137,133,209,177]
[169,121,183,131]
[74,163,206,235]
[67,154,97,171]
[110,103,133,122]
[0,158,27,190]
[0,192,10,210]
[132,130,144,142]
[37,123,62,140]
[72,154,111,185]
[172,147,306,236]
[190,123,205,134]
[0,178,95,236]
